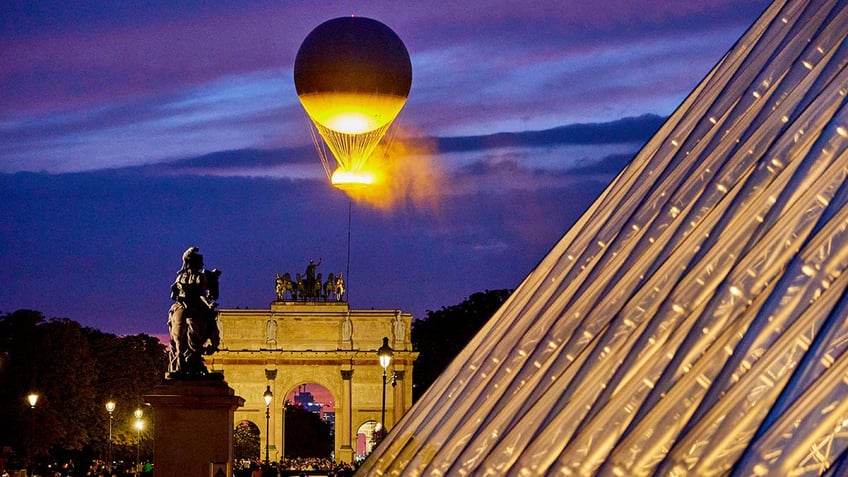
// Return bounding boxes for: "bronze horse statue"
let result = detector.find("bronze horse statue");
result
[275,272,294,300]
[323,273,335,300]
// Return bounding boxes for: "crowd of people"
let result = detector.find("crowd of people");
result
[4,457,356,477]
[0,460,153,477]
[4,456,359,477]
[1,460,154,477]
[233,457,358,476]
[83,460,153,476]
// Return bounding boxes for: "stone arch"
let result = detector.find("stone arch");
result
[211,302,418,464]
[234,420,261,462]
[355,420,379,461]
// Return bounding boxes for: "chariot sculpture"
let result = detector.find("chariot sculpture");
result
[275,259,345,302]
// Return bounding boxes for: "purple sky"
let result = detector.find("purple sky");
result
[1,0,770,337]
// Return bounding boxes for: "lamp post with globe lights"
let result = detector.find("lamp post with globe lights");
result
[134,408,144,476]
[263,386,273,462]
[27,393,38,473]
[377,337,394,438]
[105,401,116,471]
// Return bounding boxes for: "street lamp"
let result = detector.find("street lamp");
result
[134,408,144,476]
[263,386,273,462]
[377,337,393,436]
[27,393,38,473]
[105,401,116,471]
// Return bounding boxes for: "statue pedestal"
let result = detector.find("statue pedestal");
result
[145,379,244,477]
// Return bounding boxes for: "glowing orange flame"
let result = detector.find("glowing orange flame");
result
[335,125,447,212]
[331,169,378,188]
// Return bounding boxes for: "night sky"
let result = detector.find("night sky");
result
[1,0,771,337]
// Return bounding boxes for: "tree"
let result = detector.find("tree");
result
[233,421,260,461]
[411,289,512,400]
[32,318,99,452]
[86,329,166,464]
[0,310,44,466]
[284,404,332,458]
[0,310,168,466]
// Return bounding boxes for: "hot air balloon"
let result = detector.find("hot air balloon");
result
[294,16,412,188]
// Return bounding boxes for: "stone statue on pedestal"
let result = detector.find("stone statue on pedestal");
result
[167,246,222,379]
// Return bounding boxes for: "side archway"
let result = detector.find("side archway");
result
[355,420,379,461]
[233,421,261,462]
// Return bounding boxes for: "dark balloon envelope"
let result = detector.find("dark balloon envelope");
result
[294,16,412,98]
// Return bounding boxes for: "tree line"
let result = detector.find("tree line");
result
[0,288,512,467]
[411,289,512,401]
[0,309,167,469]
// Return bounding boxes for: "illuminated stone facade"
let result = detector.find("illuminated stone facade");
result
[208,301,417,463]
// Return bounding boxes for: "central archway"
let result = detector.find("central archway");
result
[282,383,335,463]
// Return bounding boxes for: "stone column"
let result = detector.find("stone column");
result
[145,380,244,477]
[392,370,406,425]
[340,369,354,463]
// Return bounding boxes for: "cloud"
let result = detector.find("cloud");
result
[143,147,314,174]
[0,130,633,336]
[0,0,772,337]
[0,1,768,174]
[139,114,666,175]
[0,113,657,182]
[433,114,664,152]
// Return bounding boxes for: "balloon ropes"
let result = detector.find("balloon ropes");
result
[294,16,412,188]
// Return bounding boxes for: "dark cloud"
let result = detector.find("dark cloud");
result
[434,114,664,153]
[146,147,315,173]
[135,114,661,176]
[563,153,635,176]
[0,145,617,335]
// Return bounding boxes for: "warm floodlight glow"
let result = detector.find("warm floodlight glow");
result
[106,401,116,413]
[27,393,38,408]
[328,113,373,134]
[298,92,406,134]
[331,169,377,187]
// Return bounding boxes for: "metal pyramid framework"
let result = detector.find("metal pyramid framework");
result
[358,0,848,475]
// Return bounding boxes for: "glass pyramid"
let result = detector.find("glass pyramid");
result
[358,0,848,475]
